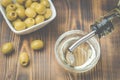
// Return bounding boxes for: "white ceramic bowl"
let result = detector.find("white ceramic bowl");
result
[0,0,56,35]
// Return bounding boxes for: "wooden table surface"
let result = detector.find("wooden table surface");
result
[0,0,120,80]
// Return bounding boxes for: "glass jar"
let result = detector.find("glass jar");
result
[55,30,100,73]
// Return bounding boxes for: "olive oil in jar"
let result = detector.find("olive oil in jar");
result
[65,42,94,67]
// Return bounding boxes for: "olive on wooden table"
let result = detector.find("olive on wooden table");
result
[19,52,29,67]
[1,42,14,54]
[31,40,44,50]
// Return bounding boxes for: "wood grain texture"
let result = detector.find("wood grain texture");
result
[0,0,120,80]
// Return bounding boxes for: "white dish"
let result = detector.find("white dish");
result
[0,0,56,35]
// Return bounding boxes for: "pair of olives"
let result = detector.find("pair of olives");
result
[1,0,52,31]
[0,42,29,67]
[1,40,44,54]
[1,40,44,66]
[19,39,44,66]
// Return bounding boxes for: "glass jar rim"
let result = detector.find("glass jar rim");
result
[55,30,100,73]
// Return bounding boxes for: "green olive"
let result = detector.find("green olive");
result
[25,8,36,18]
[16,0,26,4]
[12,19,21,26]
[40,0,46,2]
[31,40,44,50]
[25,0,32,8]
[24,18,35,28]
[1,42,14,54]
[32,0,39,2]
[1,0,12,8]
[35,15,45,24]
[41,0,50,8]
[15,3,25,9]
[30,2,39,10]
[6,11,17,21]
[13,21,26,31]
[19,52,29,67]
[44,9,52,19]
[35,3,46,15]
[16,8,26,19]
[6,4,17,12]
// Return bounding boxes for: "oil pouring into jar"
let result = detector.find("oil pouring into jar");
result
[55,1,120,73]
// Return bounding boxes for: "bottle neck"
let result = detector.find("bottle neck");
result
[90,7,120,38]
